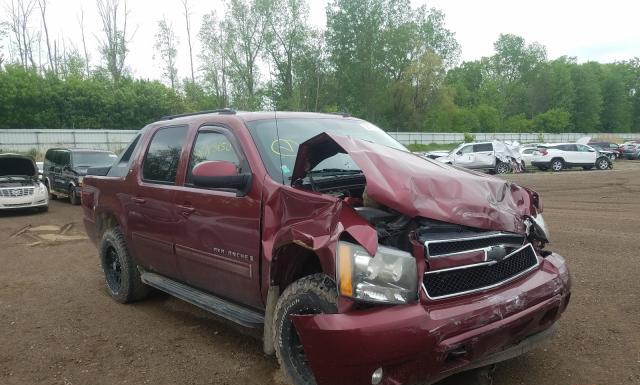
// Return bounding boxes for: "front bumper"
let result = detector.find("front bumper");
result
[292,253,571,385]
[0,196,48,210]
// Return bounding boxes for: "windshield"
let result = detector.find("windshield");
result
[246,118,406,183]
[72,152,117,167]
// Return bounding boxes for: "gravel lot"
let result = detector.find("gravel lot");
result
[1,161,639,385]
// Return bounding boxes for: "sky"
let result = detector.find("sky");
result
[2,0,639,83]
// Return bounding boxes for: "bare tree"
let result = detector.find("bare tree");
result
[221,0,268,109]
[36,0,53,72]
[154,18,179,90]
[78,8,90,76]
[199,11,228,105]
[96,0,132,82]
[181,0,195,84]
[0,22,8,67]
[5,0,37,69]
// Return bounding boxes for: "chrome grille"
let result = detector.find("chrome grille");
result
[423,243,539,299]
[426,233,525,257]
[0,187,35,197]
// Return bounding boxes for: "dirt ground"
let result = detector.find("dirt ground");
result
[1,162,639,385]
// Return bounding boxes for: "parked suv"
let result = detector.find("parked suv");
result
[82,111,570,385]
[43,148,117,204]
[0,153,49,212]
[531,143,611,171]
[435,140,521,173]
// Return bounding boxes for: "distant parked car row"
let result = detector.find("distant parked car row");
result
[0,148,117,213]
[43,148,117,205]
[531,143,612,171]
[620,142,640,160]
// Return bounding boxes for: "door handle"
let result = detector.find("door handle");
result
[177,203,196,217]
[132,197,146,204]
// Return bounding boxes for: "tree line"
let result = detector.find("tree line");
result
[0,0,639,133]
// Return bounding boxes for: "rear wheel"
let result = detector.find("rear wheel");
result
[273,274,338,385]
[551,159,564,172]
[69,186,80,205]
[99,227,150,303]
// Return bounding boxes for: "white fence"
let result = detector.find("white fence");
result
[1,129,638,153]
[388,132,640,145]
[0,129,139,152]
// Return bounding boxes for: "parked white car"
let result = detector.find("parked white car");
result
[436,141,522,174]
[0,154,49,212]
[519,147,538,168]
[531,143,611,171]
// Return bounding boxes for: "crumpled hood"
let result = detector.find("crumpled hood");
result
[292,133,538,234]
[0,154,37,177]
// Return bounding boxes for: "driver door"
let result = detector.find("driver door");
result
[452,144,475,167]
[173,126,263,309]
[576,144,596,164]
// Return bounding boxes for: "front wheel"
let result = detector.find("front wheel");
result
[494,162,511,174]
[273,274,338,385]
[596,157,611,170]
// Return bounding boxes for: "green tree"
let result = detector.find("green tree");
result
[533,108,571,133]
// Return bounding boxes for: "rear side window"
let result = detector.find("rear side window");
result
[473,143,493,152]
[142,126,188,184]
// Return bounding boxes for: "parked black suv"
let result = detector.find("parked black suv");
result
[43,148,117,204]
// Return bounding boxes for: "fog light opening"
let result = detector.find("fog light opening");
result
[371,367,383,385]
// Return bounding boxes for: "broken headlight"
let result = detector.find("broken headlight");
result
[336,241,417,304]
[528,214,550,242]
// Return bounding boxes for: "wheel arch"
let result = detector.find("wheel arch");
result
[270,243,325,293]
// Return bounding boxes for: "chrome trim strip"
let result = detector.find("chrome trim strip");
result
[424,232,525,258]
[422,243,540,300]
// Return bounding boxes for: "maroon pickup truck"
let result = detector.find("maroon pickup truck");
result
[82,110,571,385]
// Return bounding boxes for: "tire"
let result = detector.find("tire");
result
[273,274,338,385]
[494,162,510,174]
[45,180,57,200]
[99,227,150,303]
[596,157,610,170]
[550,158,564,172]
[38,205,49,213]
[69,186,80,205]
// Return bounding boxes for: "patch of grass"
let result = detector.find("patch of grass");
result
[406,142,458,152]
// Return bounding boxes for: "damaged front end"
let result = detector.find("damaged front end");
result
[0,154,49,211]
[278,133,570,385]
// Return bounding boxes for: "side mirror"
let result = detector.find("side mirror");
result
[192,160,251,192]
[456,151,462,155]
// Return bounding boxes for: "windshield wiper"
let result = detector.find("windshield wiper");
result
[307,168,362,176]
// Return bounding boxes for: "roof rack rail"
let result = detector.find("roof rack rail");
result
[329,111,351,118]
[162,108,236,120]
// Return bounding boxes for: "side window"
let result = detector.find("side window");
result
[187,131,241,185]
[459,145,473,155]
[61,151,71,167]
[473,143,493,152]
[107,134,141,177]
[142,126,188,184]
[576,144,590,152]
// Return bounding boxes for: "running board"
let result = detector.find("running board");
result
[140,271,264,328]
